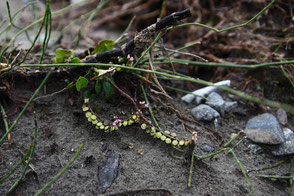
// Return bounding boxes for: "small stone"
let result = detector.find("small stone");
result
[276,109,288,126]
[191,104,220,121]
[247,144,264,155]
[181,80,231,104]
[244,113,284,144]
[224,101,238,112]
[206,92,225,114]
[272,128,294,156]
[97,151,119,194]
[200,144,215,152]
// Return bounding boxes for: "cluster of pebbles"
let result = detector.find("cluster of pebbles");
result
[182,80,292,156]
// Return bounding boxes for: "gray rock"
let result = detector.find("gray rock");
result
[272,128,294,156]
[206,92,225,114]
[191,104,220,121]
[276,108,288,126]
[97,151,119,194]
[244,113,285,144]
[200,144,215,152]
[181,80,231,104]
[224,101,238,112]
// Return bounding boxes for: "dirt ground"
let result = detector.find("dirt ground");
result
[0,0,294,195]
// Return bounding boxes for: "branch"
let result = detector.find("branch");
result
[84,8,191,63]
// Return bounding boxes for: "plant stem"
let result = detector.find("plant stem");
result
[0,70,52,146]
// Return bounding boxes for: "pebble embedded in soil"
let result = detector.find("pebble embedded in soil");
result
[97,151,119,194]
[200,144,215,152]
[272,128,294,156]
[206,92,226,115]
[191,104,220,121]
[223,101,238,112]
[247,144,264,155]
[244,113,285,145]
[276,108,288,126]
[181,80,231,104]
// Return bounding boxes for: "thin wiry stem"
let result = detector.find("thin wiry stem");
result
[168,0,276,32]
[13,62,294,114]
[7,112,38,194]
[231,150,256,196]
[0,70,52,146]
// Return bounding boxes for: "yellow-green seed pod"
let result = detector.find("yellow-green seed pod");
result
[156,132,162,138]
[164,130,170,135]
[160,135,166,141]
[146,129,151,133]
[116,67,121,71]
[123,121,128,126]
[179,140,185,146]
[132,115,137,120]
[172,140,178,146]
[165,138,171,144]
[150,131,156,136]
[95,125,99,129]
[141,123,147,130]
[82,106,89,112]
[184,140,189,146]
[151,127,156,132]
[84,98,89,104]
[111,126,115,131]
[118,122,122,127]
[91,115,97,120]
[105,126,109,130]
[171,133,177,137]
[88,117,92,122]
[92,120,98,125]
[104,129,109,133]
[85,112,92,118]
[97,122,102,127]
[128,120,134,125]
[100,125,105,130]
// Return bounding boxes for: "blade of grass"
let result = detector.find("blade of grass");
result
[6,1,33,43]
[0,1,37,36]
[0,104,11,142]
[133,32,162,67]
[17,62,294,114]
[168,0,276,32]
[231,149,256,196]
[141,85,162,131]
[289,156,294,186]
[167,41,201,57]
[40,0,52,63]
[17,1,50,65]
[74,0,110,48]
[0,144,33,184]
[34,143,85,196]
[114,16,136,45]
[7,112,38,194]
[0,70,52,146]
[151,58,294,69]
[0,0,91,61]
[255,174,294,180]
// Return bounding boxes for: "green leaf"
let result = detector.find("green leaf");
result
[76,76,88,91]
[93,40,114,54]
[70,57,81,63]
[53,49,73,63]
[95,80,102,95]
[103,79,115,100]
